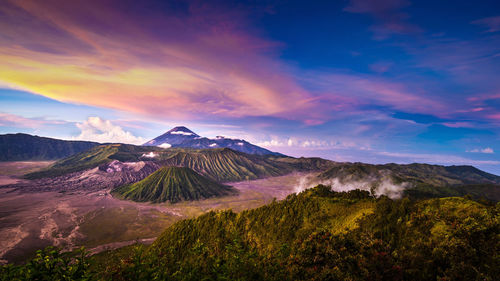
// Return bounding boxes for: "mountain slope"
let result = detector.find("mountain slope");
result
[159,148,294,182]
[89,186,497,280]
[10,160,161,192]
[144,126,282,155]
[143,126,199,147]
[24,143,310,181]
[0,133,99,161]
[113,166,235,203]
[24,144,162,179]
[314,162,500,200]
[317,162,500,186]
[174,136,283,156]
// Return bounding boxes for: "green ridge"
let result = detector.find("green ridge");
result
[159,148,294,182]
[109,186,499,280]
[113,166,236,203]
[24,144,316,182]
[24,144,162,179]
[318,162,500,200]
[0,133,98,161]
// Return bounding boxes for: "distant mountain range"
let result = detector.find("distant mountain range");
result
[22,143,327,182]
[2,131,499,202]
[313,162,500,200]
[0,126,281,162]
[143,126,282,156]
[0,133,99,161]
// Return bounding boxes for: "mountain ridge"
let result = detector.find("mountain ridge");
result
[143,126,282,156]
[0,133,99,161]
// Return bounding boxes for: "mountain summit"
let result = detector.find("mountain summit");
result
[143,126,200,147]
[143,126,282,156]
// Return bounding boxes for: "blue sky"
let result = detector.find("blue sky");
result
[0,0,499,174]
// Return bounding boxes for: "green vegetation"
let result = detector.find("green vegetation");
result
[318,162,500,200]
[113,166,236,203]
[159,148,296,182]
[0,133,98,161]
[0,247,91,281]
[4,185,497,280]
[23,143,328,181]
[24,144,161,179]
[406,183,500,200]
[319,162,500,186]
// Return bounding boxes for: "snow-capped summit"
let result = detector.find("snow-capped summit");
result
[143,126,200,146]
[143,126,283,156]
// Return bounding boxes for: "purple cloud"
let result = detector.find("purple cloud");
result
[472,16,500,33]
[344,0,421,39]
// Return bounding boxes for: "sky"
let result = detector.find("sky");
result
[1,0,500,174]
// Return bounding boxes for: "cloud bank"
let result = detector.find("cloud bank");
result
[73,117,145,145]
[467,147,494,154]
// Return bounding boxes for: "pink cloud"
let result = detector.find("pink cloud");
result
[344,0,421,39]
[487,113,500,120]
[308,73,444,115]
[344,0,410,13]
[472,16,500,33]
[0,112,65,128]
[369,61,393,73]
[441,122,476,128]
[0,0,316,123]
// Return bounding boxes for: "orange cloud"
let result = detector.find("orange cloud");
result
[0,0,314,121]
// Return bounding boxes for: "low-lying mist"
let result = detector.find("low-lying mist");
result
[294,174,412,199]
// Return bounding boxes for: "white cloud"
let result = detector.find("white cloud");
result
[466,147,494,154]
[170,131,194,136]
[158,143,172,148]
[257,136,368,150]
[73,116,145,145]
[141,152,157,158]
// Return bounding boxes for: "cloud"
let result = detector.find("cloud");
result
[158,143,172,149]
[466,148,494,154]
[0,112,66,128]
[307,73,444,115]
[257,136,368,150]
[73,117,145,145]
[0,0,316,123]
[472,16,500,33]
[344,0,421,39]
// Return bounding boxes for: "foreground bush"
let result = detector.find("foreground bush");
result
[2,186,498,280]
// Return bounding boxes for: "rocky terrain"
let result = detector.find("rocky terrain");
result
[4,160,160,193]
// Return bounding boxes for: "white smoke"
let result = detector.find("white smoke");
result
[294,175,412,199]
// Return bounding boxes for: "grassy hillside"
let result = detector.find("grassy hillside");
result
[113,166,236,203]
[0,133,98,161]
[159,148,295,182]
[2,186,498,280]
[113,186,500,280]
[318,162,500,186]
[23,144,326,182]
[24,144,162,179]
[317,162,500,200]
